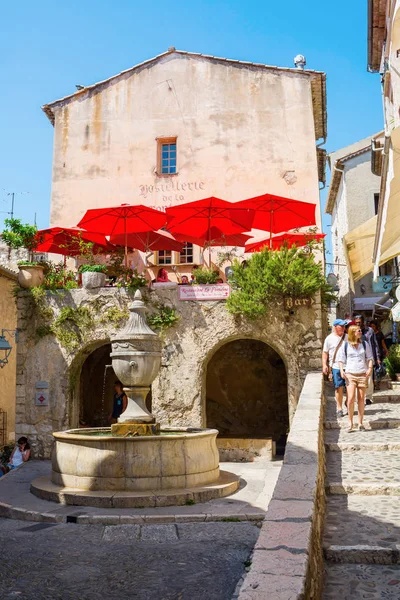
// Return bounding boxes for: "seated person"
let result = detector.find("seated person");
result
[0,437,31,475]
[216,278,224,284]
[156,268,170,283]
[179,275,190,285]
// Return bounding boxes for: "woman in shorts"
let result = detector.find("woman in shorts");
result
[339,325,373,432]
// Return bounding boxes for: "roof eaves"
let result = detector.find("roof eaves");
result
[367,0,386,72]
[41,49,326,127]
[325,160,344,215]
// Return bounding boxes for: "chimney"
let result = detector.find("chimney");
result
[294,54,306,70]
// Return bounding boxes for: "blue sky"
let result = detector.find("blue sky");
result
[0,0,383,259]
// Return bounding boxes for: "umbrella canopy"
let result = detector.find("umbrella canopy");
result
[77,204,167,266]
[173,229,251,248]
[245,232,325,253]
[110,229,184,252]
[35,227,114,256]
[166,197,254,263]
[236,194,316,234]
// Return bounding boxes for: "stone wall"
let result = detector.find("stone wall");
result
[236,372,325,600]
[15,286,323,458]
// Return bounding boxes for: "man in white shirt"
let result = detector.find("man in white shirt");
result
[322,319,346,417]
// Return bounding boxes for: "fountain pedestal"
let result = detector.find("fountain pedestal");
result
[110,290,162,436]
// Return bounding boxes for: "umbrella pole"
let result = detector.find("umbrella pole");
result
[269,210,273,249]
[124,217,128,268]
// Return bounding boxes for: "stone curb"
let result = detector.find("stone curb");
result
[0,501,265,525]
[326,482,400,495]
[324,544,400,565]
[325,442,400,452]
[324,420,400,430]
[237,373,324,600]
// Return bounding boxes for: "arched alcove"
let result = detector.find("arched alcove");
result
[205,339,288,452]
[78,343,153,428]
[79,344,115,427]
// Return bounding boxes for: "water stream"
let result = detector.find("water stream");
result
[101,364,113,423]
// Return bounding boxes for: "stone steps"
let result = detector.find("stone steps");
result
[323,385,400,595]
[325,427,400,451]
[323,563,400,598]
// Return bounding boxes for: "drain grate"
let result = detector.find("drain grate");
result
[19,523,59,532]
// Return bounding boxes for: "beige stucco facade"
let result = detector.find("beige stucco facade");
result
[43,50,325,276]
[0,266,18,443]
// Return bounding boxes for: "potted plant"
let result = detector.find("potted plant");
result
[384,344,400,381]
[192,266,220,284]
[79,264,108,289]
[1,218,45,288]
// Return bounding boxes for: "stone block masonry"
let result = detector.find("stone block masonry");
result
[236,373,325,600]
[14,287,323,459]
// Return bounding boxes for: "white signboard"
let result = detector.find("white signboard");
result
[35,392,49,406]
[178,284,230,301]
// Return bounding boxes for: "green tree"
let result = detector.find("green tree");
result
[226,245,336,320]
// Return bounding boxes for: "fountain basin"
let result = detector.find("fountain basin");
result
[30,427,240,507]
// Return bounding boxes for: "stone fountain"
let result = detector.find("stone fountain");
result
[110,290,161,436]
[31,291,239,507]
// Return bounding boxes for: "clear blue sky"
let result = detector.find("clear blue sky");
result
[0,0,383,259]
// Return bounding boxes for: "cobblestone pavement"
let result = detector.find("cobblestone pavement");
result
[323,382,400,599]
[0,517,259,600]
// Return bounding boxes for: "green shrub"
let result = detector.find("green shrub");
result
[79,264,108,274]
[2,218,41,261]
[226,245,336,320]
[147,305,180,332]
[384,344,400,380]
[192,266,219,284]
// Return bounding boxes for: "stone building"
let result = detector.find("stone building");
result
[0,265,18,444]
[325,135,384,317]
[12,49,327,458]
[14,287,323,459]
[42,48,326,278]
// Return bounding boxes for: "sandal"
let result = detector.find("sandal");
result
[358,424,366,431]
[347,425,354,433]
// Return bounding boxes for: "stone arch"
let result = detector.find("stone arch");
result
[204,337,289,452]
[67,338,112,429]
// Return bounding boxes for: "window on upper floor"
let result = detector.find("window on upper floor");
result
[157,137,177,175]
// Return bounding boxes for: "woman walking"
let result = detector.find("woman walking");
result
[339,324,373,432]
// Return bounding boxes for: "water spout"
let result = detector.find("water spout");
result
[101,364,113,423]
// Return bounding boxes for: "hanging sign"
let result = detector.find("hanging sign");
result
[178,284,230,301]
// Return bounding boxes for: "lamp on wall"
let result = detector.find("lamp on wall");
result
[0,329,18,369]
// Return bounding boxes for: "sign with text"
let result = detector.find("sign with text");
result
[178,284,230,301]
[35,392,49,406]
[282,297,315,310]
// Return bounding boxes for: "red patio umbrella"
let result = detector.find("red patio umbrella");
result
[245,232,325,253]
[35,226,114,256]
[166,197,254,264]
[77,204,167,266]
[110,229,184,253]
[173,230,251,248]
[236,194,317,246]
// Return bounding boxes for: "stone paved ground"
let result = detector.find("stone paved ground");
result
[0,518,259,600]
[322,381,400,599]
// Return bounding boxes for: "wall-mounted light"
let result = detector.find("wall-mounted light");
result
[0,329,18,369]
